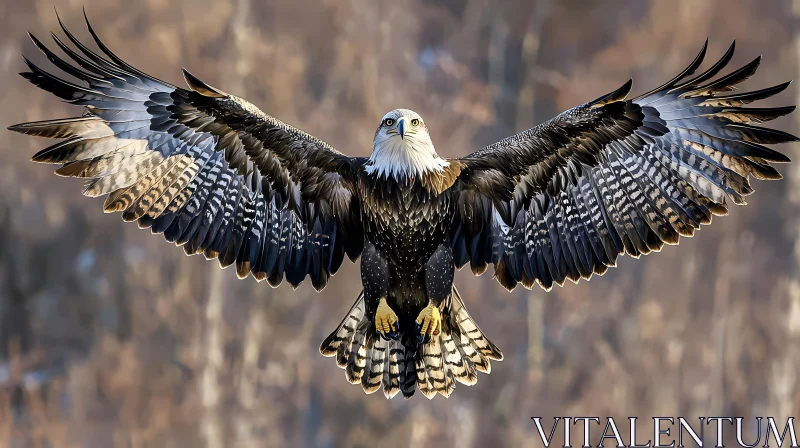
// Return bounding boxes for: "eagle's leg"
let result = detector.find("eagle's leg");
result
[417,244,455,343]
[361,240,397,340]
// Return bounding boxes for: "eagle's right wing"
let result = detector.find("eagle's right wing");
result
[453,41,795,291]
[9,14,364,291]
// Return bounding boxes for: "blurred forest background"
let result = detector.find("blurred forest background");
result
[1,0,799,446]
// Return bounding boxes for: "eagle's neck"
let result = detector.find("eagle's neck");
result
[365,138,449,181]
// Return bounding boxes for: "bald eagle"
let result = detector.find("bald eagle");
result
[10,14,796,400]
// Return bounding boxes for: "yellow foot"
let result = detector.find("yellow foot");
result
[415,302,442,342]
[375,298,399,340]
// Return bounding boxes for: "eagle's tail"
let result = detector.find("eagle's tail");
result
[319,292,405,398]
[319,286,503,399]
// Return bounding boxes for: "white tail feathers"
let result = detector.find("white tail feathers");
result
[319,286,503,399]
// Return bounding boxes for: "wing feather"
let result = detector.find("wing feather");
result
[9,14,364,291]
[455,41,795,291]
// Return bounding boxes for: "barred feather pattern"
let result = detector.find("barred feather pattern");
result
[319,286,501,399]
[454,40,796,291]
[9,14,365,291]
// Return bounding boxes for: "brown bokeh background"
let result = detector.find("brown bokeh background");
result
[1,0,799,446]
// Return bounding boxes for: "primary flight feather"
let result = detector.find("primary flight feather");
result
[9,13,796,399]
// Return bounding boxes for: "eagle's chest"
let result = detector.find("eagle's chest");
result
[358,173,455,267]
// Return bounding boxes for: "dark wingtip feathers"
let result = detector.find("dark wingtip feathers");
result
[7,123,27,133]
[670,41,736,92]
[633,39,709,101]
[591,78,633,108]
[182,68,227,98]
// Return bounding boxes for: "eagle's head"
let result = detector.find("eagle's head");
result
[367,109,449,179]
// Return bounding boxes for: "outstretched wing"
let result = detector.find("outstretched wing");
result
[9,14,365,291]
[453,41,795,291]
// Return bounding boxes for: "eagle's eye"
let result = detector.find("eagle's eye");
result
[383,118,395,127]
[410,118,420,127]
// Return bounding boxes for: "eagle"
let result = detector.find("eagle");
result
[9,14,796,400]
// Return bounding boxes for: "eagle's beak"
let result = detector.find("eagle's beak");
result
[397,118,406,140]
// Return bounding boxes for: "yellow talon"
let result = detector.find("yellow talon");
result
[415,302,442,336]
[375,297,398,334]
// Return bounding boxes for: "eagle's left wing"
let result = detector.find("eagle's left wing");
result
[9,15,365,291]
[453,41,796,291]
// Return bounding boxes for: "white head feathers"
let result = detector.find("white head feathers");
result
[366,109,449,179]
